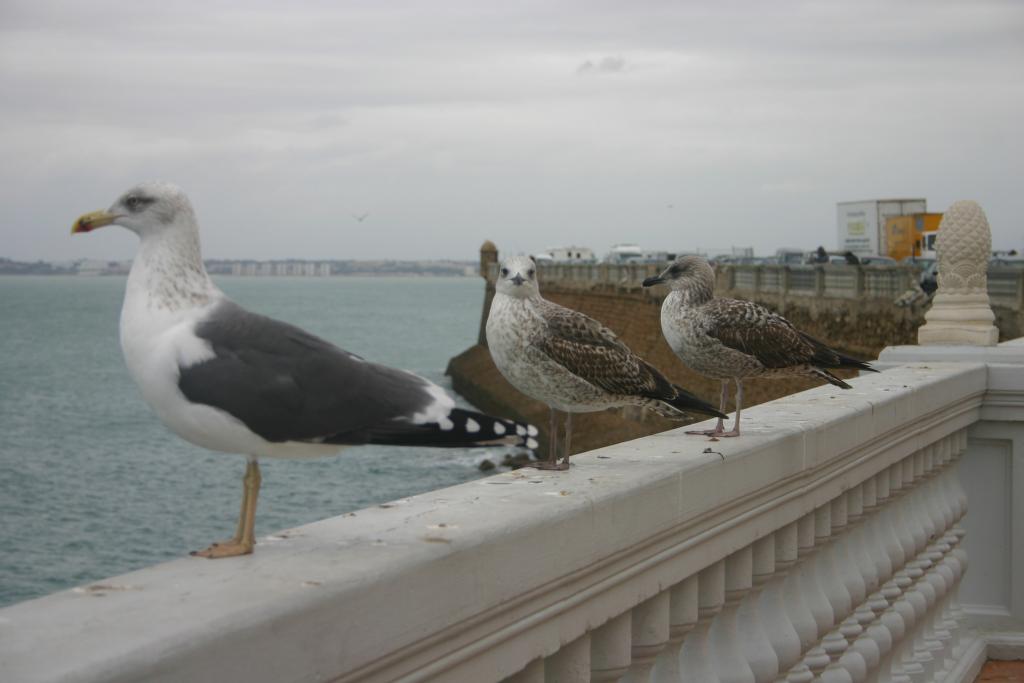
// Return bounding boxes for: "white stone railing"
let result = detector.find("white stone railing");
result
[4,354,1022,683]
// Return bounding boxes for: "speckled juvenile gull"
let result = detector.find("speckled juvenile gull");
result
[486,255,725,470]
[71,182,537,558]
[643,255,876,437]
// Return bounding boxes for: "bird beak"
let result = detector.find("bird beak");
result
[71,209,118,235]
[510,273,525,286]
[642,275,665,288]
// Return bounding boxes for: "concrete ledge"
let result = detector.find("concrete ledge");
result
[0,364,989,683]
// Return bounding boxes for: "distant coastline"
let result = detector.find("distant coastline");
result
[0,257,476,277]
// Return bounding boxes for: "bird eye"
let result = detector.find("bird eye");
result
[500,267,509,276]
[527,268,535,278]
[125,196,141,211]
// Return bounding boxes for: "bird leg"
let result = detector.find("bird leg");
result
[562,412,573,467]
[192,458,262,558]
[718,379,743,437]
[686,380,729,436]
[534,407,569,470]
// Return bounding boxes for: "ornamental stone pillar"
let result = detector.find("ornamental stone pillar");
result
[917,201,999,346]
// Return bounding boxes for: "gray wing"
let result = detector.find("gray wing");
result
[532,300,676,399]
[178,300,447,445]
[701,299,841,369]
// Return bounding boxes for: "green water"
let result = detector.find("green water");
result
[0,275,497,607]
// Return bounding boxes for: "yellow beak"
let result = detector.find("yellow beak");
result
[72,209,118,235]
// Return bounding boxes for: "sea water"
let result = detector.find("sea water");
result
[0,275,504,607]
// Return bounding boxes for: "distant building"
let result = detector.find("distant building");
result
[537,246,596,263]
[227,260,332,276]
[603,244,677,264]
[75,259,128,276]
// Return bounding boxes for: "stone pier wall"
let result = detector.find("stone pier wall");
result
[447,279,855,459]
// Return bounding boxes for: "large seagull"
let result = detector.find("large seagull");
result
[72,182,537,558]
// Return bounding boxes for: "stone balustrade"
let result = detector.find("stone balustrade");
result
[492,262,1024,308]
[3,352,1022,683]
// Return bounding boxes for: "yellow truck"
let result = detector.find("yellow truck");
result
[884,212,943,261]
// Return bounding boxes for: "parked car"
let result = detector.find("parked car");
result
[858,255,898,266]
[989,256,1024,268]
[901,256,936,272]
[920,261,938,294]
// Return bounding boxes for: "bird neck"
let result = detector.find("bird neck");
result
[671,277,714,307]
[496,287,543,303]
[129,222,217,311]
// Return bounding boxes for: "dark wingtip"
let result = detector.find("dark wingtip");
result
[818,370,853,389]
[667,385,727,419]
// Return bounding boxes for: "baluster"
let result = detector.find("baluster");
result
[899,457,938,681]
[819,494,870,681]
[947,435,969,662]
[890,570,924,683]
[592,612,632,682]
[819,661,855,683]
[738,535,781,682]
[832,494,867,611]
[907,563,938,680]
[871,474,914,683]
[786,667,815,683]
[847,485,881,599]
[934,441,966,675]
[900,458,928,557]
[886,579,917,683]
[679,562,725,683]
[546,634,592,683]
[872,473,902,586]
[937,549,964,676]
[875,599,907,683]
[624,592,670,683]
[918,452,954,676]
[863,574,901,683]
[844,606,882,683]
[921,548,953,678]
[799,512,834,642]
[815,501,850,621]
[905,454,932,558]
[763,524,805,676]
[860,477,893,589]
[652,575,698,683]
[887,465,917,572]
[709,547,756,683]
[780,520,819,658]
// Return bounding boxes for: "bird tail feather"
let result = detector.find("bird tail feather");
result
[799,332,878,373]
[835,351,877,373]
[342,408,539,450]
[814,368,853,389]
[659,385,728,419]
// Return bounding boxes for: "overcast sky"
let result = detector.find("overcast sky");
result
[2,0,1022,262]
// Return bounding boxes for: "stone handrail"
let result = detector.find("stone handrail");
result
[4,356,1022,682]
[490,262,1024,307]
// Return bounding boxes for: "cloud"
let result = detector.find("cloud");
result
[576,56,628,75]
[1,0,1022,261]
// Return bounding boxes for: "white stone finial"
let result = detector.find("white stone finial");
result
[917,200,998,346]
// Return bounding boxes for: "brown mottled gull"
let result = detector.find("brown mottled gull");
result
[643,255,876,437]
[486,255,725,470]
